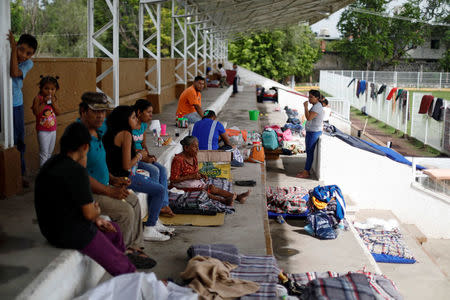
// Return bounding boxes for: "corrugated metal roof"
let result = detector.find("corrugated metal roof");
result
[184,0,354,37]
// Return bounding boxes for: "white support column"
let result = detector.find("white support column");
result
[0,0,13,148]
[87,0,120,106]
[139,1,161,95]
[172,0,187,84]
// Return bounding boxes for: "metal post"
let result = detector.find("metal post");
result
[88,0,120,106]
[183,0,187,83]
[87,0,94,58]
[0,0,13,148]
[171,0,174,58]
[439,72,442,89]
[172,0,187,84]
[139,1,161,95]
[417,72,420,89]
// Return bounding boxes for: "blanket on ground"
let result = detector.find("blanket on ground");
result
[288,271,403,300]
[180,256,259,300]
[266,186,309,214]
[355,227,415,261]
[169,190,235,214]
[187,244,240,265]
[231,255,280,299]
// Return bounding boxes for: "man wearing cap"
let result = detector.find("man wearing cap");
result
[176,75,205,124]
[78,92,148,252]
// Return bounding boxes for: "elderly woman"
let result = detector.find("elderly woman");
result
[170,136,250,205]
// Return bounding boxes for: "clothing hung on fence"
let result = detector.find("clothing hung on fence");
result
[431,98,444,121]
[370,83,377,99]
[377,84,386,95]
[386,88,397,100]
[443,108,450,152]
[357,80,367,98]
[356,80,361,97]
[418,95,434,114]
[347,78,356,87]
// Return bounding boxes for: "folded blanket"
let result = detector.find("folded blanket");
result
[187,244,240,265]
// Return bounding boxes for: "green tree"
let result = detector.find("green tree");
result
[336,0,430,70]
[229,25,321,81]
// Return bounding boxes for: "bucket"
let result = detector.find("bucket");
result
[249,110,259,121]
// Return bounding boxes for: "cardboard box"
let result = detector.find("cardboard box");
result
[0,147,23,198]
[197,150,231,162]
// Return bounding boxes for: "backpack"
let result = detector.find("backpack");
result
[307,211,337,240]
[246,143,265,163]
[262,129,279,150]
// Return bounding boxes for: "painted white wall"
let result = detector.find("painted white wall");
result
[317,134,450,239]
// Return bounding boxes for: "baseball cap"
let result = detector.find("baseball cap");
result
[81,92,114,111]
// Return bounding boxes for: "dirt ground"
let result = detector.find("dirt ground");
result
[350,112,444,157]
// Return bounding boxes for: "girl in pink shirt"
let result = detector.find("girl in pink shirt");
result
[32,76,61,166]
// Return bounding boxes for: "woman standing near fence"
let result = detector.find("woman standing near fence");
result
[297,90,324,179]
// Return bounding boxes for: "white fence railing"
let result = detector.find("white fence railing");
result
[320,70,450,154]
[324,70,450,89]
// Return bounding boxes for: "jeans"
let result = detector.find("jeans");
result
[138,161,169,207]
[129,173,165,226]
[233,76,238,94]
[184,111,202,124]
[13,105,26,175]
[305,131,322,171]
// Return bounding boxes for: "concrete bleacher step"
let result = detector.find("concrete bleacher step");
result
[16,86,235,300]
[353,209,450,299]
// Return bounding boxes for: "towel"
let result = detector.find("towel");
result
[180,256,259,300]
[418,95,434,114]
[187,244,241,265]
[377,84,386,95]
[431,98,443,121]
[370,83,377,99]
[386,88,398,100]
[347,78,356,87]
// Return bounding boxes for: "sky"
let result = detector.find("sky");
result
[310,0,407,38]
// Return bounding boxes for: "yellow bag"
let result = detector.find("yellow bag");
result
[246,143,265,163]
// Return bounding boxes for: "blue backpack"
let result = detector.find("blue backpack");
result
[262,129,279,150]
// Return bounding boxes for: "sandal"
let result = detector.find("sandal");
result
[235,180,256,186]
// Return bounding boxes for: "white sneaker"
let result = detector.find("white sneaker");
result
[143,226,170,241]
[156,219,175,233]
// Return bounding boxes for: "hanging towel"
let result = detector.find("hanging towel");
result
[356,80,361,97]
[418,95,434,114]
[386,88,397,100]
[370,83,377,99]
[359,80,367,95]
[431,98,443,121]
[347,78,356,87]
[443,108,450,152]
[377,84,386,95]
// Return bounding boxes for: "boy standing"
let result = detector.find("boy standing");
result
[8,31,38,186]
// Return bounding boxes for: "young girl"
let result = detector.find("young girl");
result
[103,106,174,242]
[132,99,174,217]
[32,76,61,166]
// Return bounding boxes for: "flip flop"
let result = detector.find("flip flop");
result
[235,180,256,186]
[126,253,157,269]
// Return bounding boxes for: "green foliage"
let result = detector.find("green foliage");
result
[229,25,320,81]
[336,0,433,70]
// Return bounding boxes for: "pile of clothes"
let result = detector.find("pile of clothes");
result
[304,185,346,240]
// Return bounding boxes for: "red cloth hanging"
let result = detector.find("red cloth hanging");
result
[418,95,434,114]
[386,88,398,100]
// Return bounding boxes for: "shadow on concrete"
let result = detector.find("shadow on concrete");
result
[0,231,35,254]
[0,265,29,284]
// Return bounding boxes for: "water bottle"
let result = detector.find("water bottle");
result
[276,215,285,224]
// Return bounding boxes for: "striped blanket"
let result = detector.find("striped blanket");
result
[288,271,403,300]
[355,227,415,260]
[231,255,280,299]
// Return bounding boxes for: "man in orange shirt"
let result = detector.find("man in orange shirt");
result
[176,76,205,124]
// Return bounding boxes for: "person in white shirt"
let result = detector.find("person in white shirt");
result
[321,99,331,123]
[217,63,229,88]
